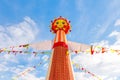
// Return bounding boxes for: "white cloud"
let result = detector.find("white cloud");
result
[0,64,9,72]
[114,19,120,26]
[109,31,120,37]
[75,0,120,39]
[20,73,45,80]
[0,17,41,80]
[73,29,120,80]
[3,54,19,63]
[0,54,19,73]
[109,31,120,48]
[74,72,90,80]
[0,16,39,48]
[91,40,109,47]
[73,52,120,80]
[1,15,120,80]
[42,55,49,62]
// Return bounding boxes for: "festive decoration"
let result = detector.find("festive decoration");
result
[12,56,50,80]
[47,16,74,80]
[90,45,94,55]
[0,44,29,52]
[50,16,71,34]
[72,61,102,80]
[12,58,102,80]
[0,43,51,56]
[1,43,120,56]
[66,50,69,55]
[0,50,50,56]
[71,45,120,55]
[12,63,43,80]
[2,17,120,80]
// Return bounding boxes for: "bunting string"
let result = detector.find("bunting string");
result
[12,60,102,80]
[73,45,120,55]
[12,62,42,80]
[12,57,50,80]
[1,43,120,55]
[0,49,51,56]
[0,44,29,53]
[0,43,119,80]
[0,43,52,56]
[72,61,102,80]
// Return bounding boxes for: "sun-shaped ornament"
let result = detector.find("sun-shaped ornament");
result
[50,16,71,34]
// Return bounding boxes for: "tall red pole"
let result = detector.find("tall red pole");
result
[46,17,74,80]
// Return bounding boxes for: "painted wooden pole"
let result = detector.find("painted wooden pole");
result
[46,16,74,80]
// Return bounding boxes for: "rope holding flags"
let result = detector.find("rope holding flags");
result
[12,56,50,80]
[72,61,102,80]
[72,45,120,55]
[1,42,120,80]
[0,44,29,53]
[1,43,120,55]
[0,43,52,56]
[0,49,51,56]
[12,59,102,80]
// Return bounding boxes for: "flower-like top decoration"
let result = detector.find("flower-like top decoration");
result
[50,16,71,34]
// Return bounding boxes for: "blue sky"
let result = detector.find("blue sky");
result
[1,0,120,80]
[1,0,120,44]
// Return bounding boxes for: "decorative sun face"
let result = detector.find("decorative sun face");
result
[53,19,67,29]
[50,16,71,34]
